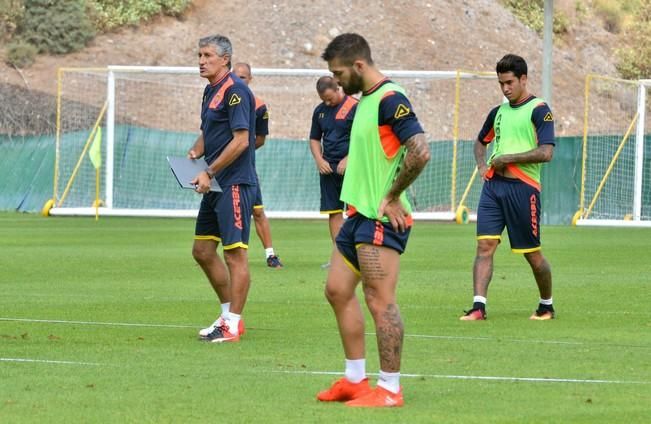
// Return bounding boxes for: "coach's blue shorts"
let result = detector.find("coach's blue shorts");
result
[195,183,255,250]
[336,213,411,274]
[320,165,345,214]
[476,174,541,253]
[253,174,263,209]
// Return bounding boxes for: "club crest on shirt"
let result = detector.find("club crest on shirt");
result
[263,111,270,120]
[544,112,554,122]
[229,93,241,106]
[394,104,410,119]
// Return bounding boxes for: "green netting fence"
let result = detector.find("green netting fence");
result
[0,131,605,224]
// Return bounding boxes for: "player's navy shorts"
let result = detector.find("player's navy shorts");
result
[320,163,345,214]
[336,213,411,274]
[195,183,255,250]
[476,174,541,252]
[253,174,263,209]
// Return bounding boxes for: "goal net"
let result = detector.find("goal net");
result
[574,74,651,227]
[47,66,498,219]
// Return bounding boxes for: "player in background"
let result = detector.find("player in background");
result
[460,54,555,321]
[316,33,430,407]
[232,62,283,269]
[309,76,357,265]
[188,34,256,343]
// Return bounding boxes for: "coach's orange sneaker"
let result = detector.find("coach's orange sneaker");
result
[345,385,404,407]
[316,377,371,402]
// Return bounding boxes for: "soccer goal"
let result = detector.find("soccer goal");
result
[573,74,651,227]
[44,66,498,220]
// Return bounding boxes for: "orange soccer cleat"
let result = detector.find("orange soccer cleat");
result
[316,378,371,402]
[459,308,486,321]
[530,306,555,321]
[345,385,404,408]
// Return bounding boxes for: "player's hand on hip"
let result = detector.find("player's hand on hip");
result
[491,156,508,171]
[478,164,489,180]
[379,197,409,233]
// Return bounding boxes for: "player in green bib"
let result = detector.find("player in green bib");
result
[315,33,430,408]
[460,54,556,322]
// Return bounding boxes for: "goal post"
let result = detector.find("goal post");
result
[45,66,498,220]
[574,74,651,227]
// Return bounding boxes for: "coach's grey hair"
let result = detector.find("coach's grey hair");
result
[199,34,233,59]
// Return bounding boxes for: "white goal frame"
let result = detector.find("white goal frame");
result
[575,77,651,228]
[48,66,495,220]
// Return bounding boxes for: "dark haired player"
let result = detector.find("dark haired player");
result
[316,33,430,407]
[460,53,556,321]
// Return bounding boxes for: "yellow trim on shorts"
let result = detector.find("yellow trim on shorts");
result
[341,254,361,277]
[223,242,249,250]
[321,209,344,215]
[253,205,264,209]
[194,235,221,242]
[477,235,501,241]
[512,246,541,254]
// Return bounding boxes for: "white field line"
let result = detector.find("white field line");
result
[2,317,650,349]
[1,358,103,366]
[0,317,196,329]
[271,370,650,385]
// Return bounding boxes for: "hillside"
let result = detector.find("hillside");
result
[0,0,623,137]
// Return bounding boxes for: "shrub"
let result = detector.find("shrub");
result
[594,0,624,33]
[616,0,651,79]
[501,0,569,35]
[19,0,95,54]
[0,0,24,42]
[88,0,191,31]
[6,38,37,67]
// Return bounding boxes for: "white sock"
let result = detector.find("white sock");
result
[227,312,241,335]
[265,247,275,258]
[377,370,401,394]
[344,358,366,383]
[473,295,487,305]
[540,297,553,306]
[220,302,230,318]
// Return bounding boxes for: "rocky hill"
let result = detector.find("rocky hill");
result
[0,0,624,137]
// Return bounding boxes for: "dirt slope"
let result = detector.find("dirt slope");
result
[0,0,621,136]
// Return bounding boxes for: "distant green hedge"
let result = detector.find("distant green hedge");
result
[500,0,569,35]
[20,0,95,55]
[88,0,191,31]
[616,0,651,79]
[3,0,191,68]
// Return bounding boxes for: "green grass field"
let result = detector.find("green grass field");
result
[1,213,650,423]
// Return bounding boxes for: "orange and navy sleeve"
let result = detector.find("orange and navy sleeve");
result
[378,91,424,144]
[255,98,269,136]
[226,83,252,131]
[477,106,500,145]
[309,105,324,141]
[531,102,555,146]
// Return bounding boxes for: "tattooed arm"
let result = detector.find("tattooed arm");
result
[378,132,430,232]
[491,144,554,171]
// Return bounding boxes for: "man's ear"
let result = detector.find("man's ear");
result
[352,60,364,74]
